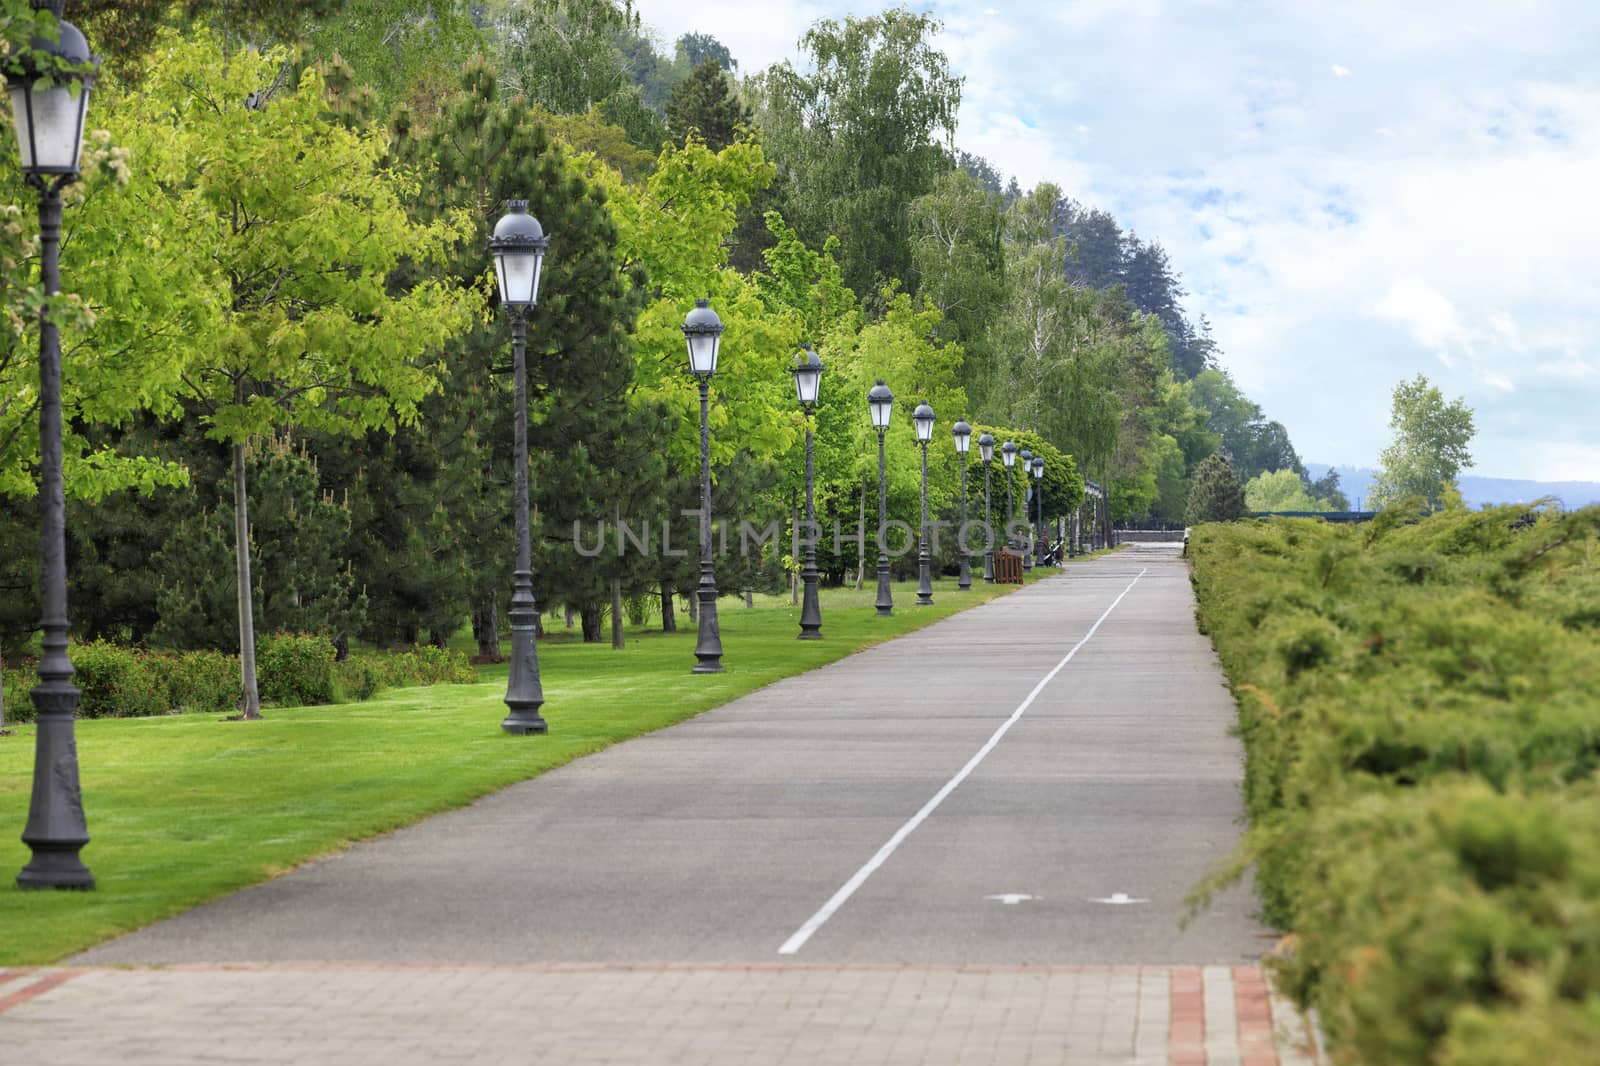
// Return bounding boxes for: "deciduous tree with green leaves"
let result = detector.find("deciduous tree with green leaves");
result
[751,8,961,298]
[110,33,474,716]
[1244,469,1330,513]
[1370,373,1475,510]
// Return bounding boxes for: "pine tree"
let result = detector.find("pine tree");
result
[1185,453,1248,524]
[666,58,750,150]
[399,53,648,644]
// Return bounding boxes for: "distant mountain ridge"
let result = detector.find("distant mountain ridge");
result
[1304,464,1600,510]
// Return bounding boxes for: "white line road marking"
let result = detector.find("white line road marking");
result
[777,567,1151,956]
[985,894,1038,905]
[1089,893,1149,905]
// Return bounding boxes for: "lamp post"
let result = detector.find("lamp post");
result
[1032,456,1046,568]
[489,201,550,735]
[952,421,972,590]
[912,402,935,606]
[684,299,725,673]
[1001,440,1017,553]
[978,432,995,582]
[792,344,823,640]
[1018,449,1034,570]
[13,1,98,890]
[868,380,894,616]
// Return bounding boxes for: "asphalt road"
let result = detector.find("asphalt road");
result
[76,543,1266,967]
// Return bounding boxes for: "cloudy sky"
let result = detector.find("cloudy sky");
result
[634,0,1600,481]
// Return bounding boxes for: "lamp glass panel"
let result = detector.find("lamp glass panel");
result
[11,83,86,172]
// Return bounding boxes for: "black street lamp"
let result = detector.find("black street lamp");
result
[1001,440,1017,547]
[490,200,550,736]
[792,344,823,640]
[684,299,725,673]
[868,380,894,616]
[1032,456,1047,568]
[13,2,98,891]
[912,402,935,606]
[978,432,995,582]
[1018,449,1034,571]
[952,421,972,590]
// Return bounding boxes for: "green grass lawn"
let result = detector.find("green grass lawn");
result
[0,572,1051,965]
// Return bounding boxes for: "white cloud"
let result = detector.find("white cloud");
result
[1372,278,1465,351]
[628,0,1600,480]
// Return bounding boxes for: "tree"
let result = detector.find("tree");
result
[665,58,749,150]
[110,35,474,716]
[71,0,341,73]
[751,8,961,297]
[400,53,648,645]
[675,31,734,72]
[1244,469,1329,513]
[1310,468,1350,511]
[1186,453,1247,524]
[1370,374,1475,509]
[489,0,630,115]
[300,0,484,113]
[906,169,1005,409]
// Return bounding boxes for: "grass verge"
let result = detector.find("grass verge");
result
[0,572,1046,965]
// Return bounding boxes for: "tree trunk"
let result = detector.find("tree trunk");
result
[791,497,800,604]
[660,580,676,633]
[580,604,602,643]
[854,480,866,590]
[610,577,625,650]
[473,592,500,659]
[333,634,349,662]
[745,588,754,608]
[687,589,698,624]
[564,605,575,629]
[232,440,262,719]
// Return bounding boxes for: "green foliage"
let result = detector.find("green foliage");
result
[333,645,474,702]
[145,650,242,714]
[1371,374,1477,510]
[68,641,167,718]
[300,0,484,113]
[1189,507,1600,1062]
[1185,453,1247,523]
[751,7,961,296]
[489,0,632,115]
[1245,469,1330,513]
[256,633,336,707]
[665,57,749,150]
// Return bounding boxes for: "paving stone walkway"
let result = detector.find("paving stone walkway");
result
[4,545,1322,1064]
[1,962,1317,1065]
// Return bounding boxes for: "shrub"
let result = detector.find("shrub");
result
[2,660,39,724]
[332,646,475,703]
[71,641,168,718]
[1189,506,1600,1060]
[145,650,243,714]
[256,633,335,707]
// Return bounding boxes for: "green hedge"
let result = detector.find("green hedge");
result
[257,633,336,707]
[1189,505,1600,1064]
[0,639,474,722]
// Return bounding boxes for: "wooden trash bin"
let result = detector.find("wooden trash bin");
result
[994,548,1024,584]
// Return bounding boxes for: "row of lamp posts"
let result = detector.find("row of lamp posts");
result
[5,0,1062,886]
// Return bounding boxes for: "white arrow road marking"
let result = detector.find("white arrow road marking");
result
[777,567,1150,956]
[1089,892,1149,905]
[985,894,1037,905]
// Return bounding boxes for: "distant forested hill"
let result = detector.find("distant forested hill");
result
[1305,464,1600,510]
